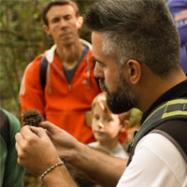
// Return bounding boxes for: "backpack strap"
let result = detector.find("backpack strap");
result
[127,98,187,165]
[0,109,10,148]
[153,119,187,163]
[39,47,91,90]
[39,57,48,91]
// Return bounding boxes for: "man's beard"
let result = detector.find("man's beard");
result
[100,76,137,114]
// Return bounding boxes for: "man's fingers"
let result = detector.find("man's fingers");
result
[39,121,61,134]
[39,121,54,131]
[15,132,27,150]
[19,125,38,140]
[15,138,26,165]
[15,126,47,157]
[29,126,48,138]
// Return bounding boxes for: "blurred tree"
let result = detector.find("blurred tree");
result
[0,0,94,115]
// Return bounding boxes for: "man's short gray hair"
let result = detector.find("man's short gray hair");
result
[86,0,180,76]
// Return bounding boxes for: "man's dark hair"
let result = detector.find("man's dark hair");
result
[42,0,80,26]
[86,0,180,77]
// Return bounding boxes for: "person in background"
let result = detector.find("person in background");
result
[167,0,187,73]
[87,92,129,159]
[0,108,24,187]
[15,0,187,187]
[19,0,100,143]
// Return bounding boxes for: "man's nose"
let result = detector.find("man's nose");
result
[94,62,103,79]
[59,18,68,28]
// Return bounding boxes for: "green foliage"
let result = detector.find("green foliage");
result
[0,0,94,115]
[129,108,142,127]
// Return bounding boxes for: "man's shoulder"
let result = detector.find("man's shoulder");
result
[136,133,186,173]
[24,54,44,74]
[119,133,186,187]
[1,109,20,134]
[31,54,44,65]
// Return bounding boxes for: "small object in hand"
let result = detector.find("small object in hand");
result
[22,110,43,127]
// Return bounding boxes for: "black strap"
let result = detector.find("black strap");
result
[0,109,10,148]
[155,119,187,162]
[127,99,187,165]
[39,57,48,91]
[39,47,90,90]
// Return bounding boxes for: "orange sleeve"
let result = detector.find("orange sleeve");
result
[19,56,45,117]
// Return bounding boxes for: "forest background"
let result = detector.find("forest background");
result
[0,0,95,116]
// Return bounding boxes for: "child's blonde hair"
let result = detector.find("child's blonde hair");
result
[92,92,109,114]
[90,92,130,127]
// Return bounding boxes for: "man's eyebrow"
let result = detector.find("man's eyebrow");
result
[93,58,103,64]
[50,13,71,20]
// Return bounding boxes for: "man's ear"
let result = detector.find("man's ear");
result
[76,16,84,29]
[126,59,141,85]
[43,25,51,36]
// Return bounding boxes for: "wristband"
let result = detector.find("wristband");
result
[39,161,64,181]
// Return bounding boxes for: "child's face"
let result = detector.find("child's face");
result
[91,104,123,142]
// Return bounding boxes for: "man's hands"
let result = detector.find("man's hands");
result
[39,121,81,161]
[16,124,80,187]
[15,121,81,175]
[15,125,61,176]
[15,121,125,187]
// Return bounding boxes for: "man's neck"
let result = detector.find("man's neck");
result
[138,69,187,113]
[56,40,83,69]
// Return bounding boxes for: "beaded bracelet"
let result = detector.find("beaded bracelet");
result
[39,161,64,181]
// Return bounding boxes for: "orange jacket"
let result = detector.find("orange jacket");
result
[19,42,101,143]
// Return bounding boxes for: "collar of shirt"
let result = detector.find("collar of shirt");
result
[141,79,187,123]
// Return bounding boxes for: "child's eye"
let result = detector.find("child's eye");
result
[104,117,113,122]
[94,114,100,120]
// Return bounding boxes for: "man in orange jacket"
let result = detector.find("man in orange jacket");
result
[19,0,100,143]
